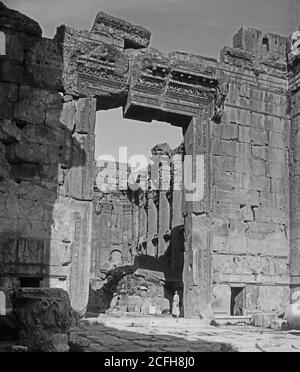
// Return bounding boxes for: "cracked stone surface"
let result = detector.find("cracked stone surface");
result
[69,316,300,353]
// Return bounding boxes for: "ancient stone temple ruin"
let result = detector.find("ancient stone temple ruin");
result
[0,1,299,319]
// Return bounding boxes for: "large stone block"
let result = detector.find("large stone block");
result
[212,284,231,315]
[0,83,18,119]
[5,142,51,165]
[11,288,72,352]
[14,86,62,125]
[61,133,95,201]
[25,38,62,90]
[257,286,290,314]
[4,33,24,61]
[92,11,151,49]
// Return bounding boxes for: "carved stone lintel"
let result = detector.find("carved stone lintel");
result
[11,288,72,352]
[124,51,228,124]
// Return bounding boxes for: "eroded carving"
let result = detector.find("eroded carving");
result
[92,11,151,49]
[11,288,72,352]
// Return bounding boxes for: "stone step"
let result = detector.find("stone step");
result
[214,315,252,325]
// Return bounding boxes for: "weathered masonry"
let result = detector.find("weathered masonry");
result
[0,1,298,318]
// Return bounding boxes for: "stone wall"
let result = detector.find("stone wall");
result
[288,27,300,300]
[0,1,297,319]
[0,2,94,314]
[211,28,291,316]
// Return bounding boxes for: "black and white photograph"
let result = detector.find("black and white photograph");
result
[0,0,300,356]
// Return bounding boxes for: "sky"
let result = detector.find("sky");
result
[4,0,299,162]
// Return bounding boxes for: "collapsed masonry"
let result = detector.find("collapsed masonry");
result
[0,1,299,319]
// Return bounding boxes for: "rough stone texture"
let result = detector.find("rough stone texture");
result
[0,1,42,37]
[11,288,72,352]
[0,2,297,322]
[0,3,95,316]
[211,27,291,316]
[69,316,300,352]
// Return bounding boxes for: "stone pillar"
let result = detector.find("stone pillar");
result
[122,196,133,265]
[183,112,213,319]
[0,291,5,316]
[11,288,72,352]
[158,156,171,257]
[58,96,96,315]
[138,192,148,253]
[289,39,300,298]
[171,152,185,279]
[132,198,139,256]
[147,192,158,256]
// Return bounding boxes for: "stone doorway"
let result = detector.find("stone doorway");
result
[230,287,245,316]
[89,108,185,316]
[52,12,228,318]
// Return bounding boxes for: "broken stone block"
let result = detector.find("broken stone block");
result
[46,334,70,353]
[92,11,151,49]
[11,288,72,352]
[251,313,279,328]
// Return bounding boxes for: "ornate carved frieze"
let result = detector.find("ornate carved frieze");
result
[55,25,129,102]
[165,61,218,117]
[221,46,287,76]
[124,51,228,124]
[77,43,130,100]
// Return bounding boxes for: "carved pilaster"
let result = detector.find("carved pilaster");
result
[182,110,214,319]
[288,31,300,296]
[69,202,92,315]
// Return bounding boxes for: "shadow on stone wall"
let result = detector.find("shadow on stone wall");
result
[0,1,89,314]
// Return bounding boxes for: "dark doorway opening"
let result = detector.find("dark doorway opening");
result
[262,37,270,52]
[230,287,244,316]
[19,277,42,288]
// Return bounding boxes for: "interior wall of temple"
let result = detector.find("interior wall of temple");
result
[0,2,297,318]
